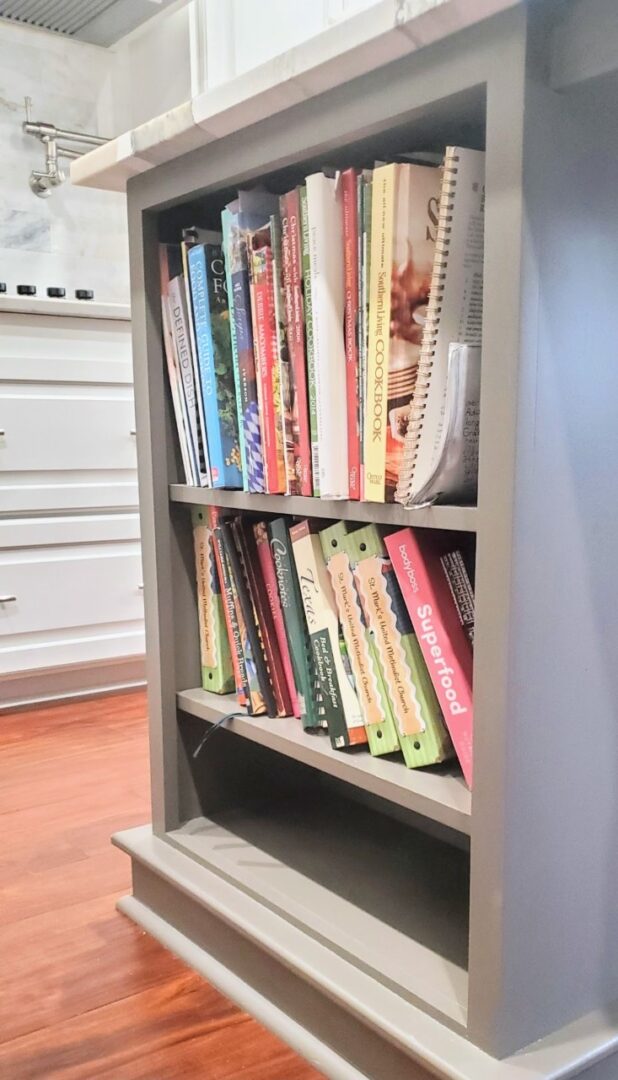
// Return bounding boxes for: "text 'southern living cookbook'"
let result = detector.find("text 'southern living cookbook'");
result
[364,163,441,503]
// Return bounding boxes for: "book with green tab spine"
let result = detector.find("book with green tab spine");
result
[268,517,326,731]
[299,185,319,495]
[348,523,452,768]
[192,507,235,694]
[319,521,400,757]
[291,520,366,750]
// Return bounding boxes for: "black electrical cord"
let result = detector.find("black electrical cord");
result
[192,712,244,759]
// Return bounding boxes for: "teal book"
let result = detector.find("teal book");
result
[268,517,326,731]
[188,242,242,489]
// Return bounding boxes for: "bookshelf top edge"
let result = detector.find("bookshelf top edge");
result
[169,485,477,533]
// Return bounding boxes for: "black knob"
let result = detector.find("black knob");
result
[0,283,6,293]
[47,287,66,298]
[75,289,94,300]
[17,285,36,296]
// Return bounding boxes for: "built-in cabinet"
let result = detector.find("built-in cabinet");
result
[0,298,145,709]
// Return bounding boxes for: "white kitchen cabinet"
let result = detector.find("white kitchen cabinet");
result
[0,299,145,709]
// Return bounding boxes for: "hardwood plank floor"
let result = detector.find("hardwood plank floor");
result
[0,691,322,1080]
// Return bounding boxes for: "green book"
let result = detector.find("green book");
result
[299,185,319,496]
[347,523,452,768]
[192,508,235,694]
[320,521,400,757]
[268,517,326,731]
[291,520,366,751]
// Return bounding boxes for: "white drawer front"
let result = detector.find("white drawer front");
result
[0,512,141,548]
[0,312,137,514]
[0,384,136,473]
[0,540,145,676]
[0,312,132,383]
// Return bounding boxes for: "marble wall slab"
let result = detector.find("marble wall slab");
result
[0,19,129,304]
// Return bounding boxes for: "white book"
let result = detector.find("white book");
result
[305,172,348,500]
[161,294,197,485]
[396,148,485,505]
[168,274,209,487]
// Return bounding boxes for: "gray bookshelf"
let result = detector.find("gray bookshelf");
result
[114,4,618,1078]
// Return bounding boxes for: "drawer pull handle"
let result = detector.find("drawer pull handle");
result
[0,430,5,437]
[138,583,144,590]
[0,595,16,603]
[130,429,137,436]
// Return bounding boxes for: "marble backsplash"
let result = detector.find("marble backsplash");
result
[0,19,129,304]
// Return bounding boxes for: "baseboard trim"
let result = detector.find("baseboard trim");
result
[0,655,146,711]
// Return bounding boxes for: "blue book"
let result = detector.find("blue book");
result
[188,243,243,489]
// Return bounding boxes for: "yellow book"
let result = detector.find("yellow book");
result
[363,164,395,502]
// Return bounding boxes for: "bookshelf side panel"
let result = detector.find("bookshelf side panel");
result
[128,198,201,833]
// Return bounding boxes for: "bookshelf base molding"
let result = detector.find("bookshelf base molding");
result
[114,825,618,1080]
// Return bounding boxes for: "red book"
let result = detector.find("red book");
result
[249,227,286,493]
[232,518,291,717]
[208,506,246,706]
[253,521,301,718]
[385,528,474,787]
[341,168,360,499]
[282,189,312,496]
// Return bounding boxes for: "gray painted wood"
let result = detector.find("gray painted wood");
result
[169,484,477,532]
[177,687,471,834]
[124,1,618,1072]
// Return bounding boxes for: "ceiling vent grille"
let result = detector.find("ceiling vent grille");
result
[0,0,119,36]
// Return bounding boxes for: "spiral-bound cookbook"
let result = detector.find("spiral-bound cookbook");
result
[396,148,485,506]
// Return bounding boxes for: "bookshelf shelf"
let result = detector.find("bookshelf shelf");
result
[177,687,471,835]
[108,3,618,1077]
[169,484,477,532]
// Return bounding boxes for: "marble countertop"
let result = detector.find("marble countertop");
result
[0,296,131,320]
[71,0,519,194]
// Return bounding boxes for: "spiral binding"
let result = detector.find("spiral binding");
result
[395,148,460,505]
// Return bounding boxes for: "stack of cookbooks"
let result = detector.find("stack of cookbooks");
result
[192,508,475,787]
[160,146,484,506]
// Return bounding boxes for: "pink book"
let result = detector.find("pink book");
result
[385,528,474,786]
[253,521,301,718]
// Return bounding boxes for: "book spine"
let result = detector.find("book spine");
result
[181,241,212,488]
[254,521,300,717]
[185,245,238,490]
[224,519,278,717]
[268,517,326,730]
[290,520,365,749]
[160,295,195,484]
[211,517,248,705]
[319,522,400,757]
[221,209,248,486]
[350,524,451,770]
[299,185,319,496]
[281,192,312,495]
[441,550,475,646]
[168,275,207,485]
[192,511,235,694]
[270,213,296,494]
[359,171,372,501]
[385,528,473,785]
[342,168,360,500]
[306,173,348,500]
[231,236,266,493]
[218,522,269,716]
[234,517,291,717]
[251,242,286,494]
[364,164,395,502]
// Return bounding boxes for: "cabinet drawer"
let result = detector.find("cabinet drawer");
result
[0,540,144,676]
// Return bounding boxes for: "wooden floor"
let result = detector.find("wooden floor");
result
[0,691,322,1080]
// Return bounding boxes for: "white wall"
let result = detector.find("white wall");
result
[0,20,129,303]
[112,0,193,131]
